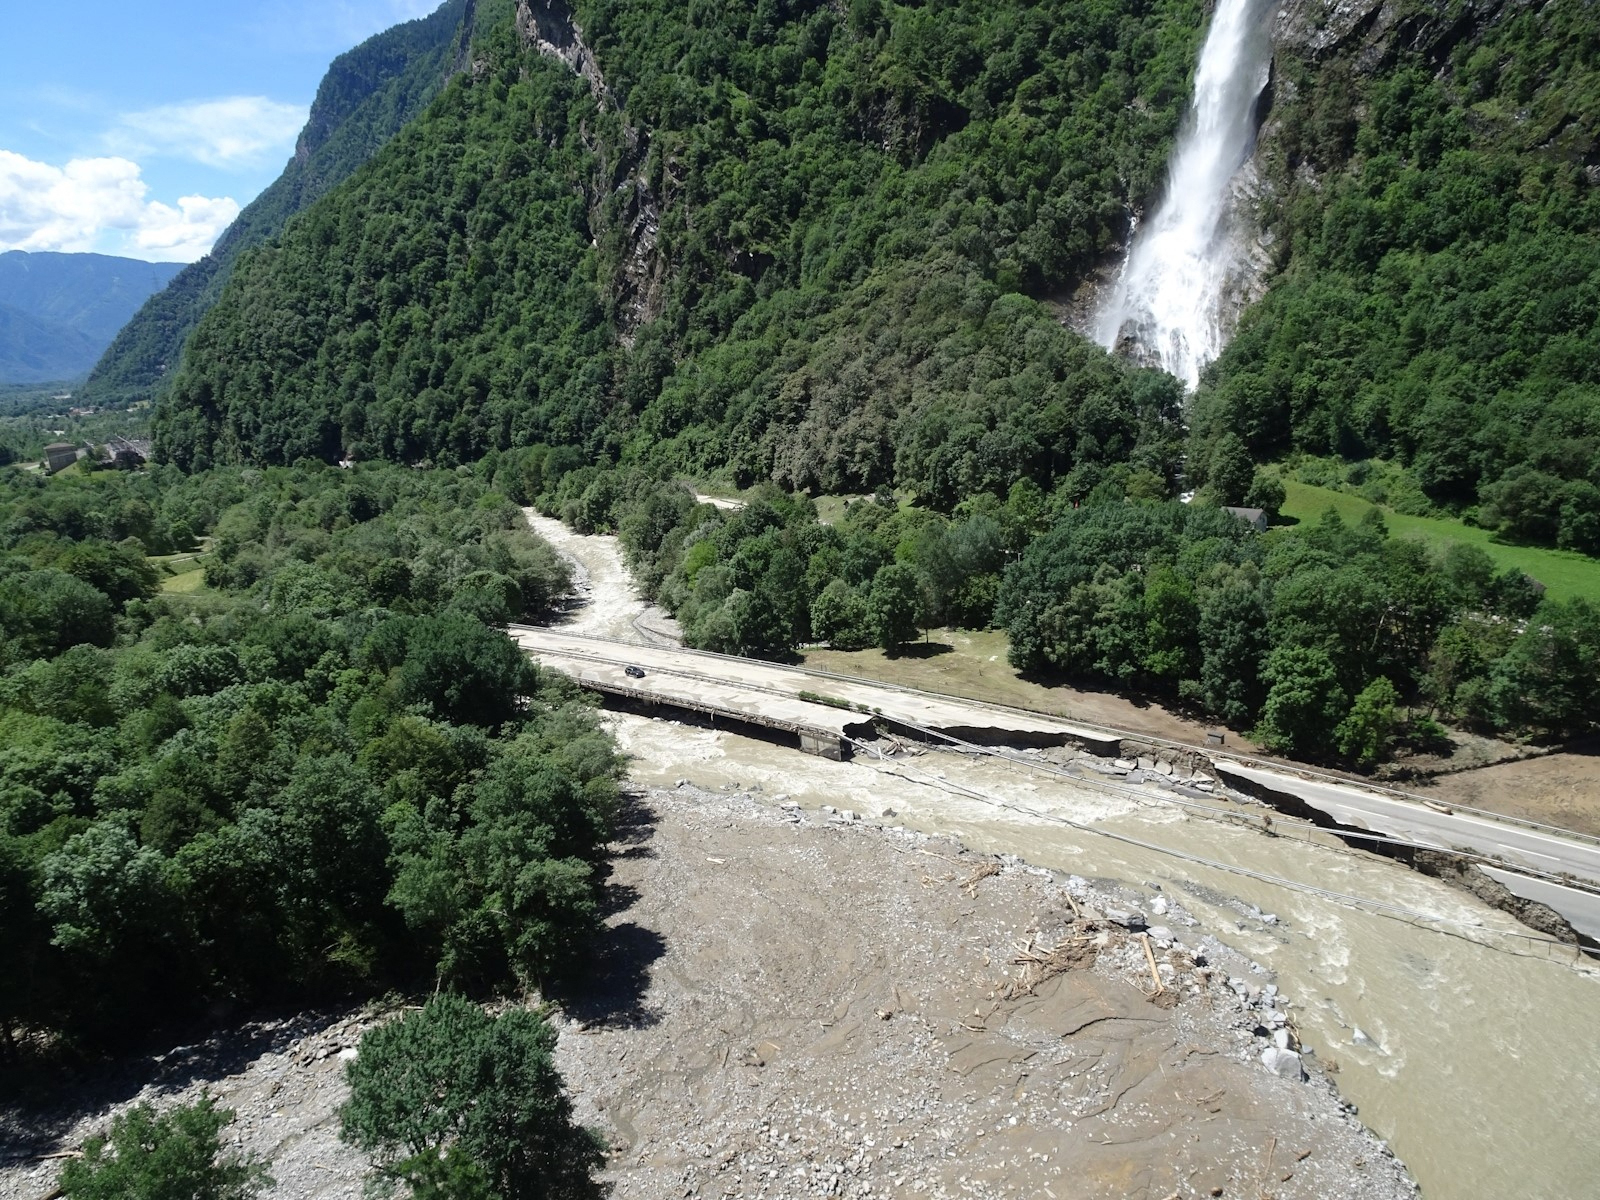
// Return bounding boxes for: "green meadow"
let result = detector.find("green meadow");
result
[1280,481,1600,602]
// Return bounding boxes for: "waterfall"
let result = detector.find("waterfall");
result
[1095,0,1273,389]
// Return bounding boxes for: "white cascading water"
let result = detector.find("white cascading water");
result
[1095,0,1273,388]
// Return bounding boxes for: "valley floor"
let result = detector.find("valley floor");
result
[0,784,1415,1200]
[554,784,1413,1200]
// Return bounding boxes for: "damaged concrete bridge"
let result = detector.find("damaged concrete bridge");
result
[509,625,1600,947]
[507,627,1123,761]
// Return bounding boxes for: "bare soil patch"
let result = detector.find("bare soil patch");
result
[802,630,1256,751]
[1417,751,1600,838]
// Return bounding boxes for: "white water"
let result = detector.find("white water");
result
[1095,0,1273,388]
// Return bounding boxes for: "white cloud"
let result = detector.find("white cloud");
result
[133,194,243,261]
[0,149,239,262]
[111,96,308,170]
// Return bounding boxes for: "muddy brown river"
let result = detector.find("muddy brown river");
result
[540,518,1600,1200]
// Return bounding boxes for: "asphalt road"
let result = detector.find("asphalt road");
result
[509,626,1122,751]
[1477,867,1600,942]
[512,625,1600,941]
[1214,761,1600,887]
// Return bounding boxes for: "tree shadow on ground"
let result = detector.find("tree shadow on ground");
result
[1016,666,1160,711]
[605,784,658,861]
[0,1007,351,1163]
[887,641,954,660]
[550,789,667,1031]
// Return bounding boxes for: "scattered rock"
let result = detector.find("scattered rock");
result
[1262,1047,1307,1081]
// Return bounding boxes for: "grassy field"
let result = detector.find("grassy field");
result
[801,628,1249,747]
[1280,481,1600,602]
[161,567,207,593]
[150,549,209,594]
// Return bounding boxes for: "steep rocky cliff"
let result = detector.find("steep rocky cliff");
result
[516,0,664,342]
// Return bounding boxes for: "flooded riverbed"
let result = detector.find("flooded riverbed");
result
[526,513,1599,1198]
[611,714,1600,1200]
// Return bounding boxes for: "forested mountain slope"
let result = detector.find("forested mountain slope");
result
[0,252,182,384]
[80,0,490,405]
[0,305,98,387]
[157,0,1600,559]
[1195,0,1600,554]
[141,0,1600,764]
[157,0,1205,499]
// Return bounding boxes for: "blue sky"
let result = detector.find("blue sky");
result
[0,0,442,262]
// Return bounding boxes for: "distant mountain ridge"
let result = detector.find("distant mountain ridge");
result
[0,251,183,384]
[81,0,491,404]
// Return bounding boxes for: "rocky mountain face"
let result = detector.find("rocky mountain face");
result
[81,0,486,405]
[0,251,182,384]
[517,0,664,342]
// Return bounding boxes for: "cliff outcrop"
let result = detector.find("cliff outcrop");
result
[516,0,664,341]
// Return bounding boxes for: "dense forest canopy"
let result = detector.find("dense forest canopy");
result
[156,0,1204,506]
[0,459,616,1052]
[151,0,1600,557]
[495,453,1599,765]
[135,0,1600,763]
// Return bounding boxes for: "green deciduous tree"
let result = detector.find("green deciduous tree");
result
[867,563,924,654]
[340,995,603,1200]
[810,578,872,649]
[60,1096,269,1200]
[1336,676,1401,767]
[1207,434,1255,506]
[1489,599,1600,738]
[1254,646,1348,760]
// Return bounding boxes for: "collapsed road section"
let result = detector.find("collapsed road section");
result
[512,624,1600,948]
[1214,759,1600,943]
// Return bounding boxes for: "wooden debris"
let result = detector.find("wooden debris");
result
[961,861,1002,897]
[999,934,1098,1000]
[1139,933,1165,998]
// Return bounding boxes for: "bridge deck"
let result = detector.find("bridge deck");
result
[510,627,1124,758]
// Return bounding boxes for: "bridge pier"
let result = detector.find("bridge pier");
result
[799,730,846,760]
